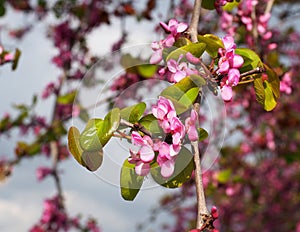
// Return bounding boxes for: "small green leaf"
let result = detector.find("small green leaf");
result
[68,126,85,166]
[264,64,280,100]
[137,64,158,78]
[201,0,216,10]
[82,150,103,172]
[57,91,77,104]
[120,160,144,201]
[150,147,194,188]
[12,48,21,70]
[173,37,191,47]
[80,119,104,151]
[120,53,143,73]
[138,114,161,135]
[264,81,277,111]
[235,48,264,73]
[166,43,206,61]
[68,126,103,171]
[160,75,205,114]
[253,65,279,111]
[103,107,121,135]
[223,0,241,11]
[197,34,224,58]
[120,102,146,124]
[216,169,232,184]
[198,128,209,142]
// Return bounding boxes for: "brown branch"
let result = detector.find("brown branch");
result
[193,102,209,230]
[240,66,265,79]
[120,118,152,137]
[188,0,202,43]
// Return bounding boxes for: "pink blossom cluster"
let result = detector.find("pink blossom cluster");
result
[30,196,101,232]
[36,166,53,181]
[218,35,244,101]
[150,19,188,64]
[129,97,198,178]
[158,53,199,83]
[220,0,277,50]
[239,0,276,50]
[280,70,292,95]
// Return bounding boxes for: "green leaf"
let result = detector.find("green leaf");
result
[198,128,209,142]
[12,48,21,70]
[79,119,104,151]
[120,102,146,124]
[150,147,194,188]
[216,169,232,184]
[82,150,103,172]
[68,126,103,171]
[120,53,143,73]
[253,65,279,111]
[197,34,224,58]
[201,0,216,10]
[120,160,144,201]
[68,126,85,166]
[137,64,158,78]
[166,42,206,61]
[138,114,161,135]
[103,107,121,137]
[264,65,280,100]
[160,75,205,114]
[235,48,264,73]
[223,0,241,11]
[263,81,277,111]
[57,91,77,104]
[173,37,191,47]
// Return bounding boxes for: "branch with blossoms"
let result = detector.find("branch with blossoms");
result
[68,2,280,232]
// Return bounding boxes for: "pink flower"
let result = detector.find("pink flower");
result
[150,40,164,64]
[167,59,187,82]
[150,19,188,64]
[166,55,199,83]
[280,71,292,94]
[170,116,185,145]
[160,19,188,37]
[185,109,198,141]
[128,131,155,176]
[128,149,151,176]
[152,96,176,122]
[221,84,233,101]
[218,35,244,101]
[36,167,53,181]
[211,206,219,219]
[157,142,178,178]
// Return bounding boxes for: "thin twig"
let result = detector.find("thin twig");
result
[188,0,202,43]
[240,66,265,79]
[265,0,275,15]
[120,118,152,137]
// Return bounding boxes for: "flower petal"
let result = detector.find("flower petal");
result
[140,145,155,162]
[160,159,175,178]
[221,85,233,101]
[135,161,150,176]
